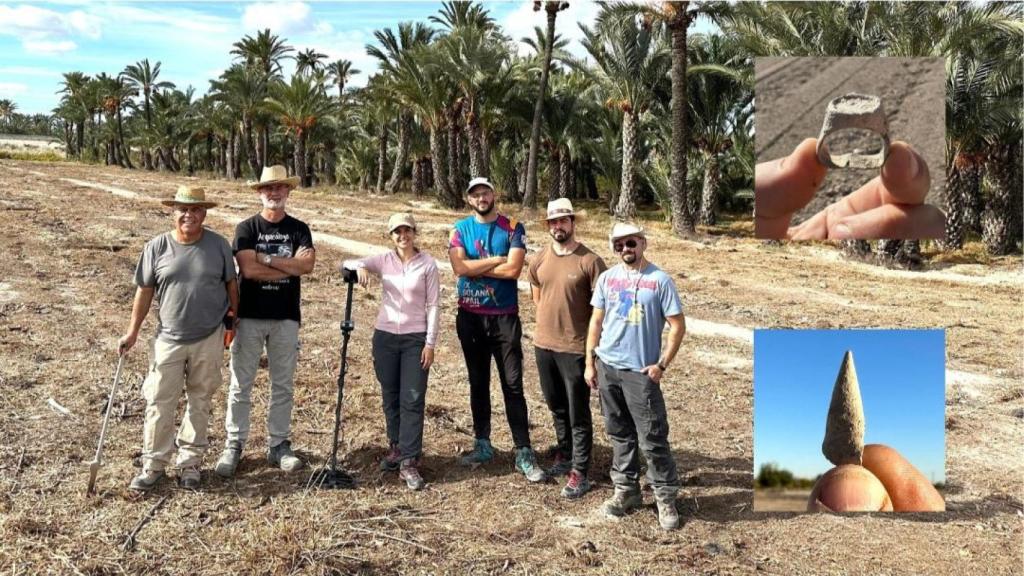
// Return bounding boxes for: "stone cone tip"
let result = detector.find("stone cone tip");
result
[822,350,865,466]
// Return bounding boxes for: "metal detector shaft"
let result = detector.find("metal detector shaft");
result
[87,352,125,495]
[328,279,355,473]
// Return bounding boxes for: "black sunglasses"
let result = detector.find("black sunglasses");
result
[613,239,639,252]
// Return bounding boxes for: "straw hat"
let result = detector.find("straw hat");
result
[541,198,577,221]
[247,165,300,190]
[161,185,217,208]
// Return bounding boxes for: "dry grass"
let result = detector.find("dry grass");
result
[0,159,1020,575]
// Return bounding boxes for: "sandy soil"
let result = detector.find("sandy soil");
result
[754,57,946,224]
[0,160,1020,575]
[753,489,814,513]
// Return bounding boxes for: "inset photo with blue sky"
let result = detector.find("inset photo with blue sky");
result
[753,328,946,512]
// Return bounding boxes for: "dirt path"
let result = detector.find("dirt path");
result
[0,160,1020,574]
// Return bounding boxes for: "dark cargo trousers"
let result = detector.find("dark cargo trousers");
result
[456,309,532,448]
[535,347,592,475]
[596,358,679,501]
[372,330,429,461]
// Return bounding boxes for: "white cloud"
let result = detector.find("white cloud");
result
[242,2,315,35]
[499,1,602,58]
[23,40,77,55]
[0,82,30,98]
[97,4,229,35]
[0,66,61,78]
[65,10,102,39]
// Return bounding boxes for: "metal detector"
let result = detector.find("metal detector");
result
[308,268,358,489]
[87,352,126,496]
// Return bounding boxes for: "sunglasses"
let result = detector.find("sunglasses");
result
[613,239,639,252]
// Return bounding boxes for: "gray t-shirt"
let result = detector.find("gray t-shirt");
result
[134,229,236,343]
[591,262,683,371]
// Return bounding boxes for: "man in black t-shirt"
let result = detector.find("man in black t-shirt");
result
[216,165,315,477]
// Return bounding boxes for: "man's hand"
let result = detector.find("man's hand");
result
[584,362,598,390]
[641,364,665,384]
[421,346,435,370]
[756,138,945,240]
[117,332,137,355]
[808,444,945,512]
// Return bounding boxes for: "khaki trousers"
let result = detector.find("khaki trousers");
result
[141,327,224,472]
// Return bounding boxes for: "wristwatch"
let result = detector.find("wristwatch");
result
[260,253,273,266]
[657,362,668,371]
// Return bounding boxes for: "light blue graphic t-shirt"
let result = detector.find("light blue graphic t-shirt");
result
[591,262,683,371]
[448,214,526,314]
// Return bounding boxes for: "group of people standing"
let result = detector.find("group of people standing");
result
[120,172,687,531]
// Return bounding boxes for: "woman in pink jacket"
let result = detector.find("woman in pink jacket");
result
[342,213,439,490]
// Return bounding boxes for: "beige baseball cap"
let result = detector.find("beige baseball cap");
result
[387,212,417,233]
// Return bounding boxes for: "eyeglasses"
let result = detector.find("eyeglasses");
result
[612,239,639,252]
[174,206,206,214]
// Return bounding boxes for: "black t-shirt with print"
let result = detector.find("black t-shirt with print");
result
[233,213,313,322]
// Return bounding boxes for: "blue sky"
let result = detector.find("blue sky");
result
[0,1,718,116]
[753,329,946,483]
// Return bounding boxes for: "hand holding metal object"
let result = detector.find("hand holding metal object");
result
[816,94,890,170]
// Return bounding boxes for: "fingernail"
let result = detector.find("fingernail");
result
[832,223,854,240]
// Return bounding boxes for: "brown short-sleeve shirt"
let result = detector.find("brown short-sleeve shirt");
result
[528,243,607,354]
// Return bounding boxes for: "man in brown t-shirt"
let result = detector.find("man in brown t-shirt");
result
[528,199,607,499]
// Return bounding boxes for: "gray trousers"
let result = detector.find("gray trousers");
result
[372,330,428,461]
[596,358,679,501]
[225,319,300,448]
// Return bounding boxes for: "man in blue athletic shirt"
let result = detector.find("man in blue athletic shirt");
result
[448,177,545,483]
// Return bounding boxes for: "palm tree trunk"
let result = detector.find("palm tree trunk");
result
[447,103,464,197]
[614,110,639,219]
[548,149,561,202]
[431,127,460,209]
[294,132,307,188]
[260,126,269,169]
[76,120,85,159]
[386,112,412,193]
[412,157,424,196]
[982,145,1019,255]
[669,13,696,235]
[465,103,486,178]
[964,164,984,235]
[376,122,388,194]
[244,117,260,178]
[227,128,238,179]
[560,150,572,199]
[523,8,559,208]
[699,153,720,225]
[584,155,598,200]
[325,142,337,185]
[944,158,972,250]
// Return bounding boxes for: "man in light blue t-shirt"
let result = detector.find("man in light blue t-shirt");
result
[584,222,687,531]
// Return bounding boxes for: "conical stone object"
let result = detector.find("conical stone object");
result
[822,350,865,465]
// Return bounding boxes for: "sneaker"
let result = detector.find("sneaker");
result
[460,438,494,467]
[129,469,164,492]
[399,459,425,491]
[656,497,680,531]
[514,447,546,483]
[546,450,572,477]
[215,440,243,478]
[379,443,401,472]
[178,466,201,490]
[601,487,642,517]
[561,469,592,500]
[268,440,304,472]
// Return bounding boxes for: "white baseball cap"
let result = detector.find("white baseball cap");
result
[465,177,495,195]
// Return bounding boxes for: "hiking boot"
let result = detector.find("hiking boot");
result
[268,440,304,472]
[460,438,494,467]
[515,447,546,483]
[601,487,642,517]
[399,459,425,491]
[215,440,243,478]
[561,469,591,500]
[546,450,572,477]
[656,497,681,531]
[129,469,164,492]
[379,443,401,472]
[178,466,201,490]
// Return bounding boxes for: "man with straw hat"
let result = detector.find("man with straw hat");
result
[118,185,238,491]
[584,222,687,530]
[216,165,315,477]
[527,198,606,499]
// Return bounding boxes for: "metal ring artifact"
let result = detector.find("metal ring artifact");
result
[815,93,891,170]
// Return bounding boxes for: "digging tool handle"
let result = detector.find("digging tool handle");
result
[94,353,126,464]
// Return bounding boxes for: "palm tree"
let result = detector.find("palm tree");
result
[232,29,294,167]
[264,74,332,187]
[295,48,328,76]
[367,22,436,194]
[577,14,671,219]
[122,59,175,169]
[211,64,268,177]
[57,71,90,158]
[523,1,570,209]
[326,58,360,101]
[0,99,15,127]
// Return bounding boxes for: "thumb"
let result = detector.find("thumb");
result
[808,464,893,512]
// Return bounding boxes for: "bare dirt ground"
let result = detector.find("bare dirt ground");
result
[755,57,947,224]
[0,159,1020,575]
[753,489,814,513]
